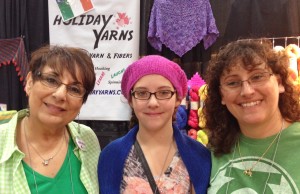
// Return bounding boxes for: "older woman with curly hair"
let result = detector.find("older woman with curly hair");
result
[204,40,300,193]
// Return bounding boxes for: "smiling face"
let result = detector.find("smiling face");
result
[129,74,181,132]
[220,62,285,128]
[25,66,84,129]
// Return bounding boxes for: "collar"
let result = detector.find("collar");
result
[0,109,26,163]
[0,109,84,163]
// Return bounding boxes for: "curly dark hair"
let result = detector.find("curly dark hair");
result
[203,39,300,157]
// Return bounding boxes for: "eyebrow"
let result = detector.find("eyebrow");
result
[222,68,269,78]
[43,72,83,85]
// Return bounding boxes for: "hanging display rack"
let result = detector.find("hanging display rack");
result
[239,36,300,48]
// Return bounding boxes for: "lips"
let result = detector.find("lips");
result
[145,112,162,116]
[45,102,66,112]
[240,100,261,107]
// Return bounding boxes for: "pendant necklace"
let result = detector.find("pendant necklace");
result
[226,119,284,194]
[238,119,284,177]
[153,137,174,194]
[24,118,75,194]
[24,118,65,166]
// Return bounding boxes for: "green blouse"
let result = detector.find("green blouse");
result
[23,137,87,194]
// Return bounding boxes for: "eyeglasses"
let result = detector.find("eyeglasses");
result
[36,72,86,98]
[131,90,176,100]
[220,72,273,92]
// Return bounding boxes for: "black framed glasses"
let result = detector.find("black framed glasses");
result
[131,90,176,100]
[36,72,86,98]
[220,72,273,92]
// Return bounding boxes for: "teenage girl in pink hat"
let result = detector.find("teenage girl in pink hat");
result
[98,55,211,194]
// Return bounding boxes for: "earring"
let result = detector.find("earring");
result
[26,108,30,117]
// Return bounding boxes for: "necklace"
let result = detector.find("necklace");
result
[238,119,284,177]
[24,118,75,194]
[24,118,65,166]
[154,137,174,194]
[226,119,284,194]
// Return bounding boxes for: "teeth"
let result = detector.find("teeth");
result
[241,101,260,107]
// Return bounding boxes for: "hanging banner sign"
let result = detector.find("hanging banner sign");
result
[48,0,139,120]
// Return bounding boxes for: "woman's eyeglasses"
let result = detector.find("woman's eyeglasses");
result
[36,72,86,98]
[220,72,273,92]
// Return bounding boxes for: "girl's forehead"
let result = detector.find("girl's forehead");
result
[135,74,172,84]
[133,75,174,90]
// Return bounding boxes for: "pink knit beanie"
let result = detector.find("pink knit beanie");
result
[121,55,188,100]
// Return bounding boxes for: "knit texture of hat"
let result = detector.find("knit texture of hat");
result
[121,55,188,100]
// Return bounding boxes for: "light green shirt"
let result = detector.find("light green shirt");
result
[0,109,101,194]
[208,122,300,194]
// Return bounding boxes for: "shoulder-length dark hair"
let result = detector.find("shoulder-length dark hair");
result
[203,39,300,156]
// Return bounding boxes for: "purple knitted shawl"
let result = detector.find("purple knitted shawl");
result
[148,0,219,57]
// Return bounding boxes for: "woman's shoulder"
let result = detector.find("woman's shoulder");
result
[68,121,100,148]
[282,121,300,137]
[289,121,300,127]
[0,110,20,136]
[68,121,97,137]
[0,110,17,125]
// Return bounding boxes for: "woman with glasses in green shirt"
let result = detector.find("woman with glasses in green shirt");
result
[0,45,100,194]
[205,40,300,193]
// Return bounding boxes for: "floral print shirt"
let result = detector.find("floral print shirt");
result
[121,145,191,194]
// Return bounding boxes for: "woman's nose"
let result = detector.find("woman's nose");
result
[240,81,255,96]
[52,84,68,100]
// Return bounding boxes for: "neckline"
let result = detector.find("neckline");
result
[239,123,289,145]
[239,132,279,145]
[152,151,178,179]
[22,137,72,180]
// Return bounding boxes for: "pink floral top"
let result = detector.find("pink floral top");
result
[120,145,191,194]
